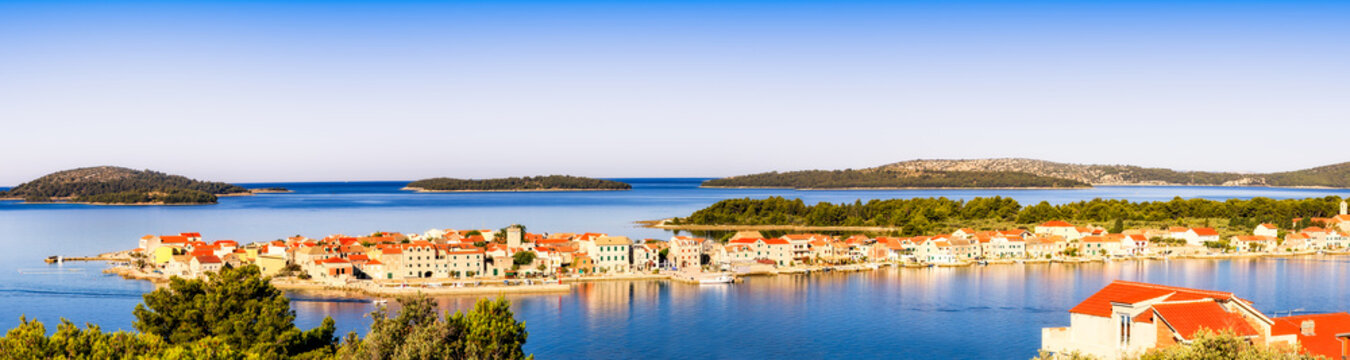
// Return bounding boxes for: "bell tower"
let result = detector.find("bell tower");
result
[1341,200,1347,216]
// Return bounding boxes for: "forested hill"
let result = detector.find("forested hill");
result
[405,175,631,192]
[678,196,1345,236]
[704,159,1350,189]
[0,166,250,204]
[880,159,1350,187]
[702,170,1089,189]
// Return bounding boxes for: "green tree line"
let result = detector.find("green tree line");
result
[407,175,631,191]
[0,266,531,360]
[681,196,1344,235]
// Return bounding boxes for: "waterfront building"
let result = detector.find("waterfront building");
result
[1025,235,1067,258]
[914,238,955,264]
[586,235,632,273]
[782,234,826,262]
[444,248,486,278]
[1183,227,1221,246]
[1254,223,1280,237]
[1079,236,1122,256]
[669,236,704,270]
[727,237,792,266]
[1324,232,1350,249]
[1232,235,1279,252]
[1035,221,1081,240]
[981,233,1026,259]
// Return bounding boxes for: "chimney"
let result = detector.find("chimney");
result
[1301,320,1316,336]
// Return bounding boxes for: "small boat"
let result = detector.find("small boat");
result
[371,299,388,305]
[698,274,735,285]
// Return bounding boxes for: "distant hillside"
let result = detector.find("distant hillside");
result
[0,167,250,204]
[702,169,1089,189]
[880,158,1350,187]
[405,175,631,192]
[705,158,1350,189]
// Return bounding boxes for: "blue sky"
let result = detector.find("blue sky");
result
[1,1,1347,184]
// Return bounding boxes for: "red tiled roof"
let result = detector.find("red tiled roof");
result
[320,257,349,264]
[1191,228,1219,236]
[1152,300,1259,340]
[381,247,403,255]
[1040,221,1073,227]
[1069,280,1235,317]
[194,255,221,264]
[180,232,201,238]
[1272,313,1350,359]
[160,235,188,244]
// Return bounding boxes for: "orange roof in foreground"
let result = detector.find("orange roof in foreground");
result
[1272,313,1350,359]
[1069,280,1234,317]
[1152,300,1259,340]
[1039,221,1073,227]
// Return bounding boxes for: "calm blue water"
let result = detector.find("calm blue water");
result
[3,178,1349,359]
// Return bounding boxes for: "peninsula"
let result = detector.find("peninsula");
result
[0,166,252,205]
[704,158,1350,189]
[404,175,631,192]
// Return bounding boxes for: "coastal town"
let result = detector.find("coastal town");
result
[107,201,1350,292]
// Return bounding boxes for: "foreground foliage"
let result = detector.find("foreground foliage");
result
[681,195,1345,236]
[0,266,530,359]
[1033,331,1319,360]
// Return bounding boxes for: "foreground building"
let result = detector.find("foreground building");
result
[1043,280,1350,360]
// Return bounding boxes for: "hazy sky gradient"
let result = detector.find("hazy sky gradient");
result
[2,0,1347,185]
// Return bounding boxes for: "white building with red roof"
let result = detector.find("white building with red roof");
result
[1042,280,1275,359]
[1035,221,1081,240]
[1254,223,1280,237]
[1175,227,1221,246]
[727,237,792,266]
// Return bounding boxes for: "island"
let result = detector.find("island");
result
[0,166,252,205]
[404,175,631,192]
[667,195,1347,238]
[703,158,1350,189]
[702,169,1089,189]
[248,187,293,194]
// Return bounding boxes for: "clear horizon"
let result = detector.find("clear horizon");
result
[3,0,1348,185]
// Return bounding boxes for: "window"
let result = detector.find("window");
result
[1119,313,1131,346]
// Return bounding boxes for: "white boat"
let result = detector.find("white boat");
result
[371,299,388,305]
[698,274,736,285]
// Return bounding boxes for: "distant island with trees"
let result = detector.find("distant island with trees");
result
[0,166,286,205]
[704,158,1350,189]
[404,175,631,192]
[703,169,1089,189]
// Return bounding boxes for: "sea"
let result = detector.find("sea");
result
[2,178,1349,359]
